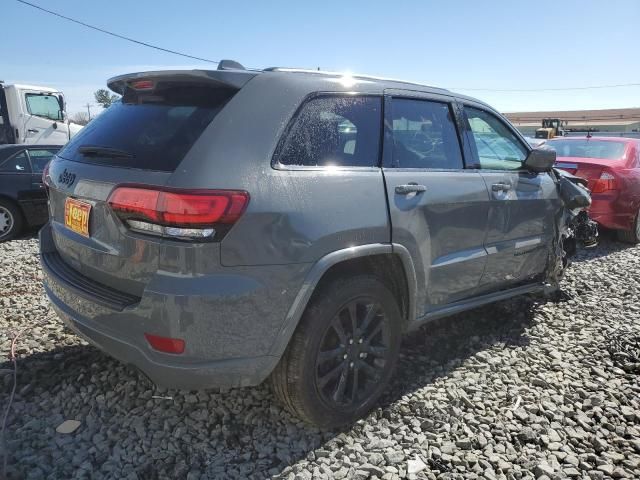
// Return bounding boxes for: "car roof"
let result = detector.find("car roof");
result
[546,136,639,144]
[0,145,61,150]
[108,66,493,111]
[263,68,490,106]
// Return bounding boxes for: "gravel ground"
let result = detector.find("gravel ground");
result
[1,232,639,480]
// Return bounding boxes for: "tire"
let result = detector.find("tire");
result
[0,199,23,242]
[271,275,402,428]
[617,209,640,244]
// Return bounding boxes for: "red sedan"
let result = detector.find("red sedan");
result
[546,136,640,243]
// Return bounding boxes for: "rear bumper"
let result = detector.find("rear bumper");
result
[47,295,280,389]
[589,195,635,231]
[39,222,308,389]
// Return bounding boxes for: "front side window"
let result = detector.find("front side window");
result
[465,107,527,170]
[277,96,382,167]
[25,94,62,121]
[390,99,463,169]
[0,151,30,173]
[27,149,58,173]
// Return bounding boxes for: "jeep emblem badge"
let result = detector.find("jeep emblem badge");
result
[58,168,76,188]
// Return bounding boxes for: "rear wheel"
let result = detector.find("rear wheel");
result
[271,275,402,428]
[617,209,640,244]
[0,200,23,242]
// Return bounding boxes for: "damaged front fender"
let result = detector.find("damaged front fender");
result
[546,168,599,288]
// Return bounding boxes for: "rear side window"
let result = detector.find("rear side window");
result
[58,86,234,172]
[27,148,58,173]
[277,96,382,167]
[390,99,463,169]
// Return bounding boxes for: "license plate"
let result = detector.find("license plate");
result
[64,198,91,237]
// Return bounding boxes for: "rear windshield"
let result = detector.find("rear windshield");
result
[546,139,626,160]
[58,85,234,171]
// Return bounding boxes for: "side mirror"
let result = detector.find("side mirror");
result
[524,148,556,173]
[56,95,65,121]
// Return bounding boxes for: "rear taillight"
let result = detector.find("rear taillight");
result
[107,186,249,241]
[590,171,617,194]
[42,161,51,187]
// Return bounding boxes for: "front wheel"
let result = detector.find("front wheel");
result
[271,275,402,428]
[617,209,640,244]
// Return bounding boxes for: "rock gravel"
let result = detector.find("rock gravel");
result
[1,232,639,479]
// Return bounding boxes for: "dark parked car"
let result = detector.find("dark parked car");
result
[0,144,59,241]
[40,64,593,427]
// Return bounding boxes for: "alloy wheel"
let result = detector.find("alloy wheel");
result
[314,299,391,408]
[0,206,13,239]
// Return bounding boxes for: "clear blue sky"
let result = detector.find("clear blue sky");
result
[3,0,639,116]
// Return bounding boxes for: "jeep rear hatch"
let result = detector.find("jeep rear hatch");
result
[46,69,256,296]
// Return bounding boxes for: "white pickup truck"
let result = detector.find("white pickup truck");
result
[0,82,83,146]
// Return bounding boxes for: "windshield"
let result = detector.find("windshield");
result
[546,139,627,160]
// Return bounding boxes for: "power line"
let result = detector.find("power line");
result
[11,0,640,94]
[451,83,640,92]
[14,0,219,65]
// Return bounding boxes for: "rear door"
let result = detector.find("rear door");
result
[25,148,58,223]
[0,149,32,210]
[461,103,559,292]
[382,91,490,314]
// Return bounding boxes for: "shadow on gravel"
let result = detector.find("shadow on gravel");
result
[1,293,554,479]
[13,226,40,241]
[378,294,539,410]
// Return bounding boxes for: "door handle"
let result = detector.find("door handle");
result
[492,182,512,192]
[27,129,39,133]
[395,183,427,195]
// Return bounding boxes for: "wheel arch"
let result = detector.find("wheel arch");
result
[0,193,23,212]
[268,243,417,359]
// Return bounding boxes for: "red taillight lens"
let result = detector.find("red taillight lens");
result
[107,186,249,240]
[590,171,616,194]
[108,187,161,222]
[42,161,51,187]
[144,333,185,354]
[129,79,154,90]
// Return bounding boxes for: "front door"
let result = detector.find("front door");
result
[382,92,491,315]
[21,90,69,145]
[461,104,559,292]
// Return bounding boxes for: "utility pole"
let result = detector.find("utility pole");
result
[85,103,92,120]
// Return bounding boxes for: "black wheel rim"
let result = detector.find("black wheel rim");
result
[314,298,391,409]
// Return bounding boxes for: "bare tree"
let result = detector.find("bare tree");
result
[71,112,90,126]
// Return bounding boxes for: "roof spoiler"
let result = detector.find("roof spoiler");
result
[107,69,257,94]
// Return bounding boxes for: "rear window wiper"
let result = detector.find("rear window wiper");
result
[78,145,135,158]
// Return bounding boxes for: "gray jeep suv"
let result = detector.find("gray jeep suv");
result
[40,62,592,427]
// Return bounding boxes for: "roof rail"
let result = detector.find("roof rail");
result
[262,67,449,92]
